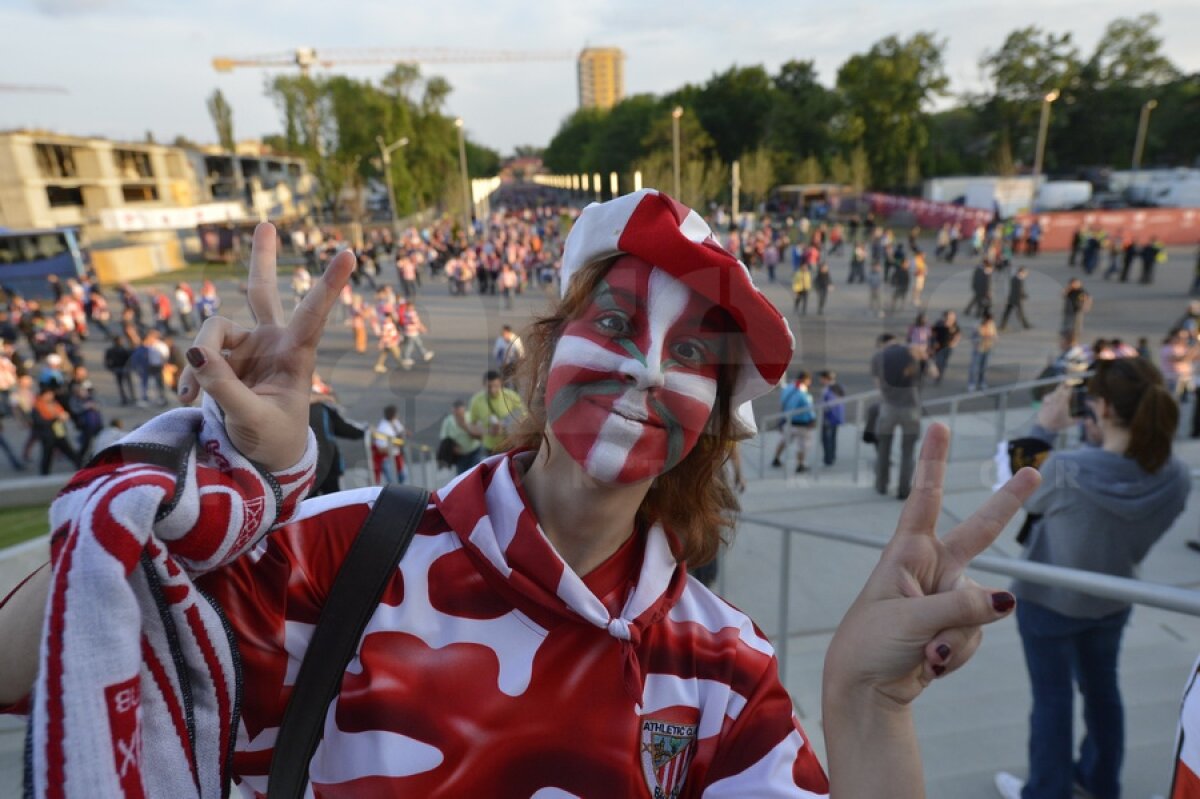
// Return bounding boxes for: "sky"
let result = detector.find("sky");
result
[1,0,1198,156]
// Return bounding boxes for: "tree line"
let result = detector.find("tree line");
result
[208,64,501,219]
[544,13,1198,208]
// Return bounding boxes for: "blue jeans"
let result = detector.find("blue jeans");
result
[1016,601,1131,799]
[968,349,990,387]
[821,423,838,465]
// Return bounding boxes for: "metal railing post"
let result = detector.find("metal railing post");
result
[948,398,960,461]
[995,392,1009,446]
[852,397,864,485]
[364,432,377,486]
[758,426,767,478]
[777,529,792,686]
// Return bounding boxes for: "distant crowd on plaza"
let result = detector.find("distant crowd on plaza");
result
[0,192,569,479]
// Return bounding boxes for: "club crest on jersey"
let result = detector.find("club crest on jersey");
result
[640,718,697,798]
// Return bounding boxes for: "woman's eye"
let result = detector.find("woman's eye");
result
[672,339,712,366]
[596,313,632,336]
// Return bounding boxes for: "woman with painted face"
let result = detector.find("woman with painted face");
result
[0,191,1038,798]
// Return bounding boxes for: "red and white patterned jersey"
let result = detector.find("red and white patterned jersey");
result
[1172,655,1200,797]
[199,451,830,798]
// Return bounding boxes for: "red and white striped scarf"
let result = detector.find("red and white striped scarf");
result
[28,398,315,798]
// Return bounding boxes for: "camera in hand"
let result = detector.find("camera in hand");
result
[1069,383,1091,418]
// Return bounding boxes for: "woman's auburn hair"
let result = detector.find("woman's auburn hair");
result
[1088,356,1178,473]
[507,258,740,567]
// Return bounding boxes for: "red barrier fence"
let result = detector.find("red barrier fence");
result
[858,193,1200,252]
[1014,208,1200,251]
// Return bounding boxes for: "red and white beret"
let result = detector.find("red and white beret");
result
[560,188,794,437]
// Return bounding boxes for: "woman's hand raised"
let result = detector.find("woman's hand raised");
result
[176,223,355,472]
[821,424,1040,796]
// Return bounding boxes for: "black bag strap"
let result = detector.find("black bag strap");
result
[267,483,430,798]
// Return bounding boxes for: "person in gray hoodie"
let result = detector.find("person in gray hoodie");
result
[996,359,1191,799]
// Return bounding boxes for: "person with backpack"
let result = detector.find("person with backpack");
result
[0,195,1040,799]
[771,370,817,473]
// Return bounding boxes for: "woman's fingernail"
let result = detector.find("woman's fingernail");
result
[991,592,1016,614]
[935,643,951,662]
[932,664,946,677]
[186,348,206,368]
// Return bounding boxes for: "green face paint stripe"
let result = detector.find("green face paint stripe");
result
[547,379,626,424]
[592,282,620,312]
[649,397,684,470]
[617,337,647,366]
[592,281,647,365]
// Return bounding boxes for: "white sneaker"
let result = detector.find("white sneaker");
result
[422,351,434,362]
[994,771,1023,799]
[373,364,387,374]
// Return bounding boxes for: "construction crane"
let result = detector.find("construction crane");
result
[0,83,69,94]
[213,47,576,77]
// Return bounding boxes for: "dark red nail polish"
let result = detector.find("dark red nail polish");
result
[932,664,946,677]
[936,644,951,662]
[186,348,206,368]
[991,592,1016,614]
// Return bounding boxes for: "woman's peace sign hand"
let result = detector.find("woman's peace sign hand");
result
[820,424,1040,795]
[824,423,1040,705]
[175,223,356,472]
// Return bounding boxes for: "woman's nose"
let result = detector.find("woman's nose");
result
[620,357,666,391]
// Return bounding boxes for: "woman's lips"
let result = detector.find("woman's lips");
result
[584,396,662,428]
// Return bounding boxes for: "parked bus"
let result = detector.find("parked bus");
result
[0,228,87,298]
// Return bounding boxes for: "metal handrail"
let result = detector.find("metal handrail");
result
[737,513,1200,679]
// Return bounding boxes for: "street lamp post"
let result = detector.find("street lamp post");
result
[1032,89,1060,179]
[1132,99,1159,171]
[731,160,741,228]
[375,135,409,240]
[455,117,471,239]
[671,106,683,198]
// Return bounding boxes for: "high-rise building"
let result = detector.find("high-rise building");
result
[577,47,625,110]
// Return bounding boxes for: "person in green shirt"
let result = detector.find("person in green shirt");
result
[466,369,525,454]
[439,398,483,474]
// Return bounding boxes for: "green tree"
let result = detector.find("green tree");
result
[849,146,871,193]
[206,88,235,151]
[738,147,776,209]
[977,26,1081,172]
[680,157,726,210]
[543,107,606,174]
[695,65,774,163]
[582,94,662,175]
[263,65,491,221]
[836,33,949,188]
[766,60,839,173]
[796,155,823,185]
[466,140,501,177]
[1050,14,1181,169]
[1088,13,1180,88]
[827,152,851,186]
